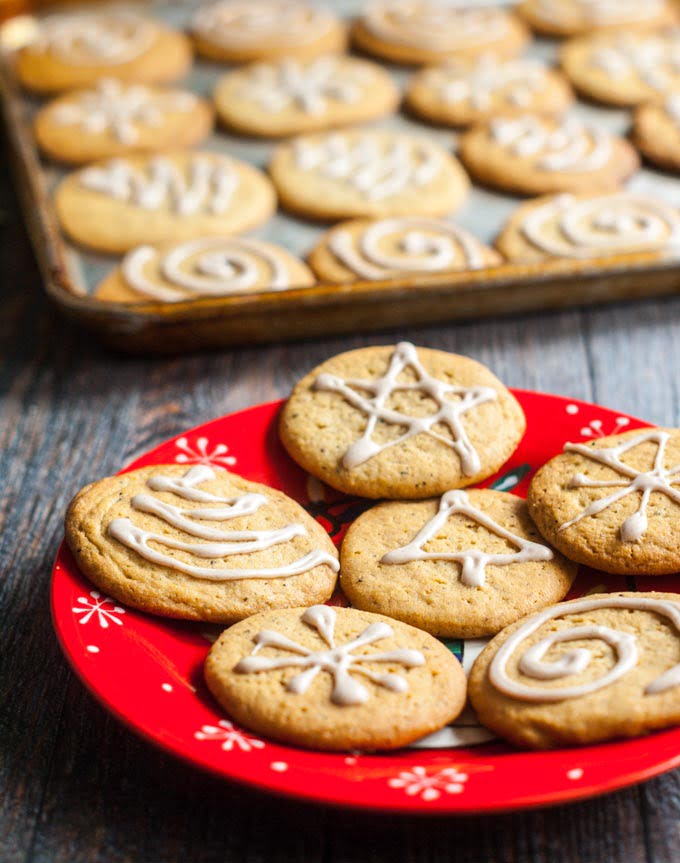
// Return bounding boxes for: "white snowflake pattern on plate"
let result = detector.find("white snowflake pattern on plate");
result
[388,765,469,801]
[174,435,237,467]
[194,719,265,752]
[72,590,125,628]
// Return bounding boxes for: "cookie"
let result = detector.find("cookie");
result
[204,604,466,751]
[280,341,526,499]
[270,131,469,221]
[496,191,680,262]
[634,94,680,172]
[55,152,276,254]
[459,114,639,196]
[34,79,213,166]
[340,489,576,639]
[406,55,574,128]
[191,0,346,64]
[352,1,528,66]
[65,464,339,623]
[308,217,501,283]
[528,428,680,575]
[468,592,680,749]
[517,0,676,38]
[16,10,192,94]
[95,236,315,303]
[213,56,399,138]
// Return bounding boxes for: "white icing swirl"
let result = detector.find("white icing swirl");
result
[591,31,680,92]
[31,12,156,65]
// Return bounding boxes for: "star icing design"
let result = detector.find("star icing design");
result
[313,342,498,474]
[381,490,553,587]
[559,429,680,542]
[235,605,425,706]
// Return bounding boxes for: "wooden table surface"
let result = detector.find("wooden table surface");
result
[2,143,680,863]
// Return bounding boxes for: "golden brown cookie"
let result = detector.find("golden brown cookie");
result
[205,604,467,750]
[270,130,469,221]
[340,489,576,639]
[55,151,276,254]
[468,592,680,749]
[633,94,680,172]
[528,428,680,575]
[17,10,192,94]
[459,114,639,196]
[280,342,526,499]
[517,0,676,38]
[65,464,339,623]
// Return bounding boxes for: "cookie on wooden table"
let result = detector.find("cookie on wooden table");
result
[634,94,680,172]
[55,152,276,254]
[527,428,680,574]
[205,604,467,750]
[280,342,525,499]
[340,489,576,639]
[469,592,680,749]
[459,114,639,196]
[17,10,192,93]
[517,0,676,38]
[65,464,339,623]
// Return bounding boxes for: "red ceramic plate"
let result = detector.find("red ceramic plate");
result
[51,391,680,813]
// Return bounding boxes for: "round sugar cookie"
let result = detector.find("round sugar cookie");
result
[55,151,276,254]
[634,94,680,172]
[270,130,469,221]
[65,464,339,623]
[340,489,576,639]
[17,10,192,94]
[279,341,526,500]
[459,114,639,196]
[527,428,680,575]
[517,0,676,38]
[468,592,680,749]
[205,604,467,751]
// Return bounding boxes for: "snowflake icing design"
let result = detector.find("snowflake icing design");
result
[72,591,125,628]
[195,719,265,752]
[388,766,469,801]
[174,436,236,467]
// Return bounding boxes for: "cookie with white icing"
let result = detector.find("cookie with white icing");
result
[308,217,501,283]
[213,56,399,138]
[55,152,276,254]
[496,191,680,262]
[469,592,680,749]
[634,94,680,173]
[205,604,466,750]
[517,0,676,38]
[270,131,469,221]
[340,490,576,639]
[352,1,528,66]
[406,55,573,128]
[528,428,680,574]
[65,465,339,623]
[191,0,346,64]
[17,11,192,94]
[280,342,526,499]
[459,114,639,196]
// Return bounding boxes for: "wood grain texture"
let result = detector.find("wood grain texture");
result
[1,139,680,863]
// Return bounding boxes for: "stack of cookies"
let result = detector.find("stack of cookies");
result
[65,342,680,752]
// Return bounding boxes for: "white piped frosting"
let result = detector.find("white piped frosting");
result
[30,11,157,65]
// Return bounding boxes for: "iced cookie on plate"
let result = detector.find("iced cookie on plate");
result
[280,342,525,499]
[528,428,680,574]
[55,152,276,254]
[16,10,192,93]
[205,604,467,750]
[517,0,676,38]
[469,592,680,748]
[634,94,680,173]
[341,489,576,639]
[65,465,339,623]
[270,130,469,221]
[459,114,639,196]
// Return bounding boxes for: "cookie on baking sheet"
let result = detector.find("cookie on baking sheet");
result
[191,0,346,64]
[527,428,680,575]
[352,1,528,66]
[406,55,573,128]
[517,0,676,38]
[468,592,680,749]
[270,131,469,221]
[16,10,192,94]
[34,79,213,165]
[55,152,276,254]
[459,114,639,196]
[340,489,576,639]
[65,464,339,623]
[634,94,680,173]
[280,342,526,499]
[95,236,315,303]
[204,604,466,751]
[213,56,399,138]
[496,191,680,262]
[308,217,501,283]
